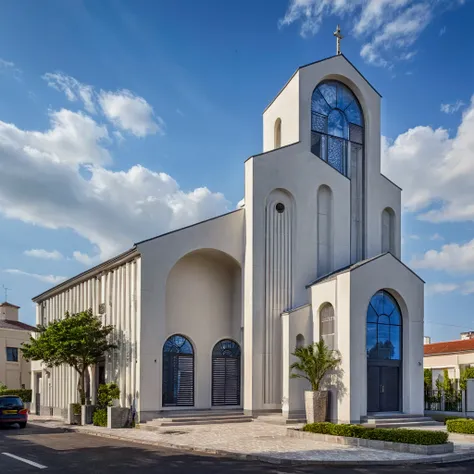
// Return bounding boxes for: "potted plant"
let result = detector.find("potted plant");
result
[290,339,341,423]
[71,403,81,425]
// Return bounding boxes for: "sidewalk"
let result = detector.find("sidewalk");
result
[27,415,474,466]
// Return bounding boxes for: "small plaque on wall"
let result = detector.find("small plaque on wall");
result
[99,303,106,314]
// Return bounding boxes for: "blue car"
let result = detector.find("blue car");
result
[0,395,28,428]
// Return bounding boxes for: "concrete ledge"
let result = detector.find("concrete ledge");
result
[287,429,454,455]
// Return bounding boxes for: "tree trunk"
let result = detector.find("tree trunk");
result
[77,367,87,405]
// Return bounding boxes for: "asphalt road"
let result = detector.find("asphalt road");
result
[0,422,473,473]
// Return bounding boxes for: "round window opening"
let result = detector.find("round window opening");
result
[276,203,285,213]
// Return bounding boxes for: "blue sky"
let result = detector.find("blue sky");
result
[0,0,473,341]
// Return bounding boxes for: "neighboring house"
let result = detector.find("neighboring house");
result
[31,52,424,424]
[0,302,35,389]
[424,335,474,386]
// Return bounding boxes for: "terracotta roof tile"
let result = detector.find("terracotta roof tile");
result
[424,338,474,356]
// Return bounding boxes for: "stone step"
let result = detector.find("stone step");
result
[254,414,306,425]
[365,416,433,424]
[139,416,253,429]
[365,421,444,429]
[157,410,244,419]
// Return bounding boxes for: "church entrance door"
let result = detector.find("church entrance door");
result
[366,290,402,414]
[212,340,241,406]
[367,363,400,412]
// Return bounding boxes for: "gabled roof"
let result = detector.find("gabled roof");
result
[264,53,381,113]
[306,252,425,288]
[424,338,474,356]
[0,319,35,331]
[0,301,20,309]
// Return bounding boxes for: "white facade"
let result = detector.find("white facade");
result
[32,54,424,423]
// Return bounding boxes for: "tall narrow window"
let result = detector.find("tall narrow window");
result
[381,208,395,254]
[274,118,282,149]
[162,335,194,407]
[320,304,335,350]
[317,185,333,276]
[312,81,365,263]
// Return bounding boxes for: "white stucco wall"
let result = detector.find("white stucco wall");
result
[138,209,244,419]
[281,305,312,417]
[165,249,241,409]
[31,253,141,416]
[424,352,474,381]
[349,254,424,422]
[263,72,300,152]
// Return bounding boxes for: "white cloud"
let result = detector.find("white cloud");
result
[44,73,164,138]
[24,249,63,260]
[411,239,474,274]
[43,72,96,114]
[98,89,164,137]
[430,233,444,241]
[440,100,465,114]
[4,269,66,284]
[73,251,100,266]
[408,234,420,240]
[439,26,447,36]
[279,1,465,68]
[382,96,474,223]
[461,281,474,295]
[0,100,229,262]
[426,282,459,294]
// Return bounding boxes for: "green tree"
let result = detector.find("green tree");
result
[460,367,474,391]
[290,339,342,391]
[21,309,116,404]
[424,368,432,391]
[442,368,453,394]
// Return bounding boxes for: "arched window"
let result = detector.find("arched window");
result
[311,81,364,176]
[367,291,402,360]
[296,334,305,348]
[312,81,365,263]
[212,339,241,406]
[274,118,282,149]
[162,334,194,407]
[381,208,395,254]
[317,185,333,276]
[320,303,335,350]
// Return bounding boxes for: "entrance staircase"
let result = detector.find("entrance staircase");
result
[361,413,443,429]
[139,410,253,430]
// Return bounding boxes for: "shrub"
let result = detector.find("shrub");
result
[0,389,32,403]
[303,422,448,445]
[97,383,120,409]
[93,408,107,427]
[460,367,474,391]
[71,403,81,416]
[447,418,474,434]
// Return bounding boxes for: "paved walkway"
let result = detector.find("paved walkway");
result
[27,415,474,465]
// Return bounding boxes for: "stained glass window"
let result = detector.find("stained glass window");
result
[311,80,364,177]
[366,291,402,361]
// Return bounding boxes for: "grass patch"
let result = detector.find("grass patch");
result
[303,422,448,445]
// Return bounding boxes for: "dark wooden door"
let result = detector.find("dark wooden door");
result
[367,365,380,413]
[380,366,399,412]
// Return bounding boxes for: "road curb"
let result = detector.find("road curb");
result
[28,421,474,467]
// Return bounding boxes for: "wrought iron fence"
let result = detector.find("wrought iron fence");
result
[424,389,463,412]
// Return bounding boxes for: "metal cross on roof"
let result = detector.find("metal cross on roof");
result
[334,24,343,55]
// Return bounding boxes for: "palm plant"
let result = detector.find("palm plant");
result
[290,339,341,391]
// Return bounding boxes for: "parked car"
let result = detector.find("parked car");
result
[0,395,28,429]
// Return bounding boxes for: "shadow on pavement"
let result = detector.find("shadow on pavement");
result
[0,422,473,473]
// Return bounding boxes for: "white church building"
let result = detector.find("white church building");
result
[31,52,424,424]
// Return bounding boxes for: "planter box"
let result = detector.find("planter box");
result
[305,391,328,423]
[287,429,454,455]
[81,405,95,425]
[107,406,130,429]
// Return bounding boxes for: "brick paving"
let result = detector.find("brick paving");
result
[28,415,474,464]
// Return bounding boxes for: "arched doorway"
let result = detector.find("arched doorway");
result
[366,290,402,413]
[162,335,194,407]
[212,339,241,406]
